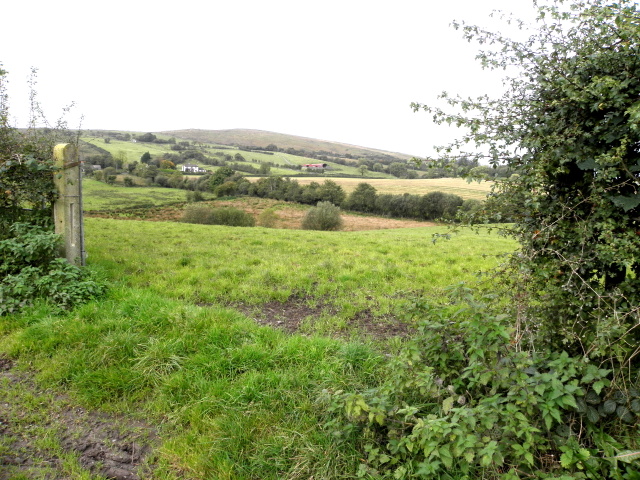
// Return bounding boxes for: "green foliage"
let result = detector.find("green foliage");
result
[302,201,344,231]
[326,287,639,479]
[181,205,255,227]
[257,208,279,228]
[416,0,640,365]
[344,182,378,213]
[0,70,62,237]
[185,190,204,202]
[0,224,106,315]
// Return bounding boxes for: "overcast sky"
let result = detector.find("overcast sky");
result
[2,0,538,157]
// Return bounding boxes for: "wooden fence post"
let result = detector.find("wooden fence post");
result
[53,143,85,266]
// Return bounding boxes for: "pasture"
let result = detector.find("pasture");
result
[1,182,516,479]
[289,176,493,200]
[82,179,215,211]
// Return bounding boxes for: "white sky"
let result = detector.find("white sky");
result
[2,0,537,157]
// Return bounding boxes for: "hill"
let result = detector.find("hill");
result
[158,128,414,161]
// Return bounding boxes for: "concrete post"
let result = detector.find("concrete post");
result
[53,143,85,266]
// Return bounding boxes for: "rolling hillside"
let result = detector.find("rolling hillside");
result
[159,128,414,161]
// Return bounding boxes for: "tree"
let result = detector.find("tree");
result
[358,164,368,177]
[317,179,346,206]
[211,166,236,190]
[344,183,377,213]
[388,162,408,178]
[140,151,152,164]
[113,150,127,169]
[137,132,156,143]
[414,0,640,362]
[259,162,271,175]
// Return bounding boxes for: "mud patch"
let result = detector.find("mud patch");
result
[234,295,414,339]
[0,355,157,480]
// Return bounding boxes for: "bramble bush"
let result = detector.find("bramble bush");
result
[326,287,640,479]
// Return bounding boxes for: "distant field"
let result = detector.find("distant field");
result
[253,176,493,200]
[82,179,213,210]
[160,128,415,160]
[81,137,175,161]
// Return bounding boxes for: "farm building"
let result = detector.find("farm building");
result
[181,164,207,173]
[302,163,328,170]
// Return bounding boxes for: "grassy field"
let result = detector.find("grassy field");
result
[159,128,414,160]
[82,179,216,211]
[82,135,396,178]
[251,176,493,200]
[81,137,176,161]
[86,219,514,330]
[1,193,516,478]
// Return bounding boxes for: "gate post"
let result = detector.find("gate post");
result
[53,143,85,266]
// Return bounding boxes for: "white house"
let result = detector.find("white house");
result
[181,164,207,173]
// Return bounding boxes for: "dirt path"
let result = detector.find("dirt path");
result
[0,356,157,480]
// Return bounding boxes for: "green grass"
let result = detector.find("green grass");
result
[0,217,517,479]
[82,179,215,211]
[81,136,176,161]
[85,218,514,329]
[82,134,404,178]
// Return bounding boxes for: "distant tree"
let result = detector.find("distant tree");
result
[145,165,159,183]
[388,162,408,178]
[127,161,138,174]
[344,183,377,213]
[140,151,152,164]
[211,166,236,189]
[114,150,128,170]
[159,159,176,170]
[317,180,346,206]
[358,164,369,177]
[302,201,344,231]
[137,132,157,143]
[259,162,271,175]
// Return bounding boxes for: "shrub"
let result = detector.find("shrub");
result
[185,190,204,203]
[0,223,106,315]
[181,205,255,227]
[302,201,343,231]
[326,287,635,480]
[258,208,279,228]
[215,181,238,197]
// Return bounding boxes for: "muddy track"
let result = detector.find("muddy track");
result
[0,356,157,480]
